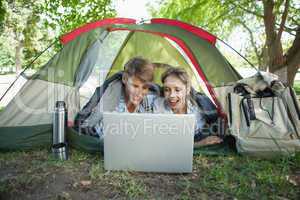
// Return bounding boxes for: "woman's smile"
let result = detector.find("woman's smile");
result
[163,75,189,114]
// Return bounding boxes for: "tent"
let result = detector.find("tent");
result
[0,18,242,152]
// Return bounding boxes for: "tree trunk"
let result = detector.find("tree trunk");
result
[263,0,295,84]
[284,26,300,86]
[287,65,298,86]
[15,41,22,73]
[260,45,268,71]
[273,65,298,86]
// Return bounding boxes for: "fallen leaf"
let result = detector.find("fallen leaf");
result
[286,175,298,186]
[104,171,110,176]
[80,180,92,186]
[251,180,256,189]
[199,193,208,200]
[57,191,71,200]
[72,182,79,188]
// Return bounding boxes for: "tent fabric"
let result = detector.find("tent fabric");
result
[0,79,79,127]
[77,30,131,107]
[150,18,217,45]
[0,124,52,151]
[107,31,202,91]
[74,37,105,88]
[109,23,241,86]
[60,18,217,46]
[0,17,242,153]
[0,125,234,156]
[107,23,241,113]
[67,128,103,153]
[34,28,105,86]
[60,18,136,45]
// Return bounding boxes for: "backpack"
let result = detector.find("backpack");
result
[227,73,300,156]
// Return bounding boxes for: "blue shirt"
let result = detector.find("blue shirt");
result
[94,91,157,138]
[115,89,157,113]
[153,97,206,139]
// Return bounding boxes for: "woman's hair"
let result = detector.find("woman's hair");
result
[124,57,154,82]
[161,67,191,89]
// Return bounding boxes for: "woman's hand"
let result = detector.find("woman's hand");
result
[194,136,223,147]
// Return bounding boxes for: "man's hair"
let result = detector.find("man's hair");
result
[161,67,191,89]
[124,57,154,82]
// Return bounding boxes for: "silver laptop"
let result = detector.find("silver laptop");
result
[103,112,195,173]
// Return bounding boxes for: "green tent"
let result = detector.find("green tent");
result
[0,18,241,152]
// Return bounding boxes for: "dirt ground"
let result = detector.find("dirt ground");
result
[0,150,221,200]
[0,149,299,200]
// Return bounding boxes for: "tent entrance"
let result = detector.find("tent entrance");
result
[77,29,211,109]
[76,30,130,107]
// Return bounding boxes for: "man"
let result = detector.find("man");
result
[76,57,157,137]
[116,57,155,113]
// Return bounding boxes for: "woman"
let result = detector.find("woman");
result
[153,67,222,147]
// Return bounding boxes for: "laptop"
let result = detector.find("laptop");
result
[103,112,195,173]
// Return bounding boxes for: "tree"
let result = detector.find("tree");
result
[1,0,38,72]
[262,0,299,85]
[0,0,56,71]
[0,0,116,72]
[0,0,6,32]
[152,0,300,85]
[42,0,116,37]
[0,34,14,68]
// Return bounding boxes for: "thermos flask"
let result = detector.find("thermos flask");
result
[52,101,68,160]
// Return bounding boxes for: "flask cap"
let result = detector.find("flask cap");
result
[55,101,66,108]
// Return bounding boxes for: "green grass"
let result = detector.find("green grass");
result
[0,71,15,75]
[0,84,299,198]
[0,149,299,199]
[293,81,300,95]
[195,154,300,199]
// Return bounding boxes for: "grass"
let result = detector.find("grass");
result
[0,149,299,199]
[0,71,15,75]
[0,83,299,199]
[293,81,300,95]
[195,154,300,199]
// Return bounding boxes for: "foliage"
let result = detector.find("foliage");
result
[152,0,300,85]
[0,0,55,70]
[0,34,14,66]
[0,0,116,70]
[293,81,300,95]
[152,0,236,38]
[42,0,116,36]
[153,0,298,46]
[0,0,6,32]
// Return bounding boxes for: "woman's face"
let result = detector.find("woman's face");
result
[163,75,189,113]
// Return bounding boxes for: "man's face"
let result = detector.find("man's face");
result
[123,75,150,107]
